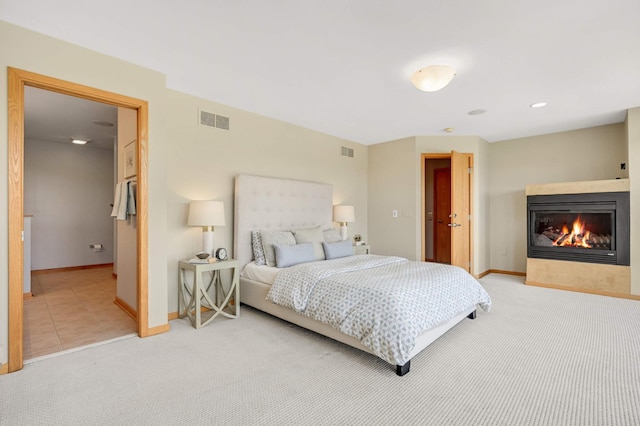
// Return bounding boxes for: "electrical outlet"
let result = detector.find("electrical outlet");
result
[392,210,398,218]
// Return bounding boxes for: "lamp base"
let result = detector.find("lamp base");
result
[202,230,214,256]
[340,224,348,241]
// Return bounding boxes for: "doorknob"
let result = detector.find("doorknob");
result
[448,223,461,227]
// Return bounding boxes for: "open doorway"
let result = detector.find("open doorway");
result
[421,151,474,273]
[7,68,150,373]
[22,87,137,360]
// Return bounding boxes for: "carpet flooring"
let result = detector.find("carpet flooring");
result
[1,273,639,425]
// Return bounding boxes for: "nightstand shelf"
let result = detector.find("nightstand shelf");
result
[178,259,239,329]
[354,243,370,255]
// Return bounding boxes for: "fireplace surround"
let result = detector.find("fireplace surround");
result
[525,179,631,298]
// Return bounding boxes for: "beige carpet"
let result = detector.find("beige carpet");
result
[1,273,640,425]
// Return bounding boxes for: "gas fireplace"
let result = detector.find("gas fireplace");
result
[527,191,630,265]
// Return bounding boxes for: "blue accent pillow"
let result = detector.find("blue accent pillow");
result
[322,240,354,260]
[274,243,315,268]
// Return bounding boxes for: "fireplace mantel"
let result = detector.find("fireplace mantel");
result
[525,179,634,300]
[526,178,629,196]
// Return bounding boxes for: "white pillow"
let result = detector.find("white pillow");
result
[274,243,315,268]
[323,240,354,260]
[323,228,342,243]
[292,225,325,261]
[260,230,296,267]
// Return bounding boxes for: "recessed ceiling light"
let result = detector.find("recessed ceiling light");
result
[530,102,547,108]
[71,139,89,145]
[468,109,487,115]
[443,127,455,133]
[93,121,114,127]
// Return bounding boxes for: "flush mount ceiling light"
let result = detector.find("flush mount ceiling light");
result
[92,121,114,127]
[71,138,89,145]
[530,102,548,108]
[411,65,456,92]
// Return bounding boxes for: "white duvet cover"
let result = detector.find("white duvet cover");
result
[266,255,492,365]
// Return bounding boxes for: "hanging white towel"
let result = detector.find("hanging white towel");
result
[126,181,136,216]
[111,182,123,218]
[116,181,128,220]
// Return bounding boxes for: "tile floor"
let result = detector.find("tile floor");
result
[23,266,137,360]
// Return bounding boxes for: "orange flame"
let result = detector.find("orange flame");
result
[553,216,592,248]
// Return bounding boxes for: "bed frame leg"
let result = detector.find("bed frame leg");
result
[467,310,477,320]
[396,361,410,376]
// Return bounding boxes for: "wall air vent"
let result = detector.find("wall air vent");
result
[199,109,230,131]
[341,146,354,158]
[200,110,216,127]
[215,114,230,130]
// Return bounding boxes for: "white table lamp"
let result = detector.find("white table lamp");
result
[333,205,355,241]
[188,200,226,256]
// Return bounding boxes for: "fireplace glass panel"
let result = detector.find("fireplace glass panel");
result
[527,191,629,266]
[531,211,613,250]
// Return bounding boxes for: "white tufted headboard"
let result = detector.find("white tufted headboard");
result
[233,174,333,271]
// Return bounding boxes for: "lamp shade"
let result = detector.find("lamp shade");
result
[411,65,455,92]
[333,205,355,223]
[187,200,226,227]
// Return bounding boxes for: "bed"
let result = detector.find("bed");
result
[233,174,491,376]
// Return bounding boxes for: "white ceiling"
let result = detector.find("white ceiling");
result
[24,87,117,151]
[4,0,640,145]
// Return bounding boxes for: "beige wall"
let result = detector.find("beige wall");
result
[164,90,368,313]
[116,108,138,311]
[368,137,417,260]
[626,108,640,294]
[368,135,491,276]
[488,123,627,273]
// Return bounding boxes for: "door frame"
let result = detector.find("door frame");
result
[420,152,474,272]
[7,67,150,372]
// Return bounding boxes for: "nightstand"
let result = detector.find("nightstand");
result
[178,259,239,329]
[354,244,370,255]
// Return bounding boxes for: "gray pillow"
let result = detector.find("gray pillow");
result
[260,230,296,267]
[251,231,266,265]
[274,243,315,268]
[322,240,354,260]
[323,228,342,243]
[292,225,325,261]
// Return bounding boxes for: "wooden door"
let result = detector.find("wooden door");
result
[433,168,451,264]
[450,151,472,272]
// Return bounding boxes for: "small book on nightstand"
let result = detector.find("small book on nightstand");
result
[187,258,217,264]
[354,241,367,246]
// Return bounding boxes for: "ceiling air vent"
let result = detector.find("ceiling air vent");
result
[199,109,230,130]
[341,146,354,158]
